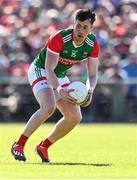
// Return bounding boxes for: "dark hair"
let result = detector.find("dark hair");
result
[75,9,96,25]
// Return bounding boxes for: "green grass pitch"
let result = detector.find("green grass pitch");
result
[0,123,137,179]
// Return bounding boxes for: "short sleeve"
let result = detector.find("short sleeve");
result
[45,32,64,53]
[90,40,100,58]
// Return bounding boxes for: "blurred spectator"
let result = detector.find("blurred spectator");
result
[0,49,11,78]
[10,60,29,77]
[122,53,137,117]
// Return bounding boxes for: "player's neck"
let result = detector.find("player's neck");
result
[73,37,85,47]
[72,41,83,48]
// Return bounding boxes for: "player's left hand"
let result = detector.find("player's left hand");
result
[81,89,93,107]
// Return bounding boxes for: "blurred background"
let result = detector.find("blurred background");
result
[0,0,137,123]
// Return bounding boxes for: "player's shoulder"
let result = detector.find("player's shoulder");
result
[58,28,73,37]
[87,32,96,41]
[50,28,73,40]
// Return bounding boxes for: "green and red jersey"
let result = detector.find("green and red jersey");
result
[34,28,99,78]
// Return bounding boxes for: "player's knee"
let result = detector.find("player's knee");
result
[46,105,56,116]
[69,113,82,124]
[41,104,55,117]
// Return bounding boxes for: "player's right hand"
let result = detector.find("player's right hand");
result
[59,89,77,105]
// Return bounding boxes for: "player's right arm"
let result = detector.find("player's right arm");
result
[45,48,60,90]
[45,33,76,104]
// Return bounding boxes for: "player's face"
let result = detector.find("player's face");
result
[73,19,92,43]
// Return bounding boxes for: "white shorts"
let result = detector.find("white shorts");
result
[28,63,70,100]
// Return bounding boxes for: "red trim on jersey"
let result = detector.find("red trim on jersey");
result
[45,33,64,53]
[90,40,100,58]
[61,83,70,87]
[32,77,47,88]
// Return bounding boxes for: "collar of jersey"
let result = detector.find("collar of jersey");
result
[72,41,84,48]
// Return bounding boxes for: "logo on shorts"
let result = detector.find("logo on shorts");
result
[41,82,47,86]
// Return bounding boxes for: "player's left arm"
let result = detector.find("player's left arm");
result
[82,40,100,107]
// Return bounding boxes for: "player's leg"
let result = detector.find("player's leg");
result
[36,99,82,162]
[47,100,82,142]
[22,88,55,137]
[11,64,56,161]
[11,88,56,162]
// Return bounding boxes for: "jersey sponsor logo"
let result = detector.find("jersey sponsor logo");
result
[58,57,87,65]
